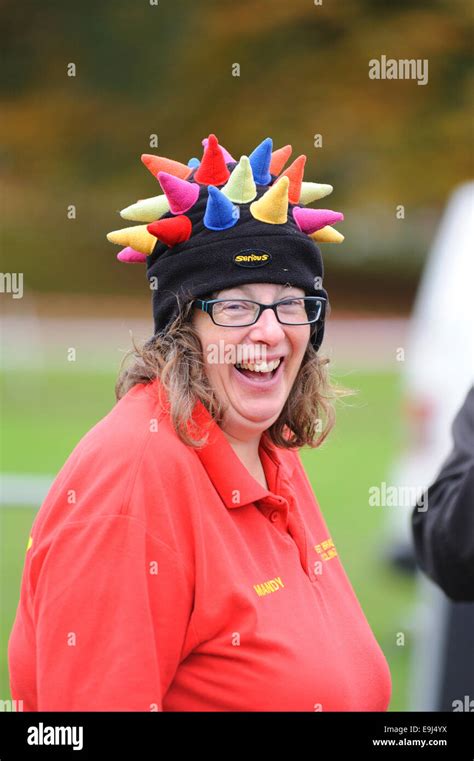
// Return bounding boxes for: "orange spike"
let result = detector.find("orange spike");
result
[276,155,306,204]
[141,154,192,181]
[269,145,292,176]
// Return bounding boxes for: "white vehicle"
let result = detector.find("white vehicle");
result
[386,182,474,711]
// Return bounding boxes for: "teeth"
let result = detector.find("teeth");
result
[235,358,281,372]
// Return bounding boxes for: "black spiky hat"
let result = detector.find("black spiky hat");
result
[107,135,344,351]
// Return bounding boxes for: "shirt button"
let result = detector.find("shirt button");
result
[269,511,279,522]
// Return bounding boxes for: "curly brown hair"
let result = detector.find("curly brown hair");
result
[116,289,354,449]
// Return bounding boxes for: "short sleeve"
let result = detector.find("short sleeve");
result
[30,515,196,711]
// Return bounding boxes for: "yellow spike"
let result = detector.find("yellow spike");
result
[106,225,157,255]
[249,176,289,224]
[309,226,344,244]
[299,182,333,204]
[120,195,170,223]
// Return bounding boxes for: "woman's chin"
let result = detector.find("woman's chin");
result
[231,397,284,426]
[217,372,289,426]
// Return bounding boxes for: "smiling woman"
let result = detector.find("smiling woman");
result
[115,282,346,492]
[8,134,392,712]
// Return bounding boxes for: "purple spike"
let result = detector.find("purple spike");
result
[117,247,147,263]
[292,207,344,234]
[157,171,200,214]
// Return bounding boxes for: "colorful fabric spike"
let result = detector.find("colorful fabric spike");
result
[249,175,289,224]
[194,134,231,186]
[201,137,235,164]
[276,155,306,204]
[248,137,273,185]
[309,226,345,243]
[269,145,292,176]
[292,207,344,234]
[117,247,147,263]
[204,186,240,230]
[299,182,333,204]
[120,195,170,223]
[107,225,157,255]
[141,154,192,180]
[157,171,200,214]
[221,156,257,203]
[147,216,192,247]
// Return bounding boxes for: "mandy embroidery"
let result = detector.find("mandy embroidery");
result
[253,576,285,596]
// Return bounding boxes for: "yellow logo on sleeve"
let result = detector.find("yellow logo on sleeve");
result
[314,537,338,562]
[26,536,33,552]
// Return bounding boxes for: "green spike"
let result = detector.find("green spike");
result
[221,156,257,203]
[120,194,170,223]
[299,182,333,205]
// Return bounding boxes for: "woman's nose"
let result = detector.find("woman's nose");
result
[247,307,286,341]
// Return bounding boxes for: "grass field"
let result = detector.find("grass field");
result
[0,367,416,710]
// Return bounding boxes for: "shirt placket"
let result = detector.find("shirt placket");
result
[286,498,319,584]
[257,489,318,585]
[256,494,290,533]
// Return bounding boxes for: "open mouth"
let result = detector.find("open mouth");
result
[234,357,283,382]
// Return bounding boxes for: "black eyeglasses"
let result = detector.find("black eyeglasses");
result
[193,296,326,327]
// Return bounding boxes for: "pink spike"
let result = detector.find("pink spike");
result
[117,247,147,263]
[201,137,235,164]
[292,207,344,234]
[157,171,200,214]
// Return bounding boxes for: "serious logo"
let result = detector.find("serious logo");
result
[233,249,272,268]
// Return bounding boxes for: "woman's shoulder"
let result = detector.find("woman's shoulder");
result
[65,381,173,465]
[24,380,200,579]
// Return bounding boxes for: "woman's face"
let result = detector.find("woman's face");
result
[192,283,311,440]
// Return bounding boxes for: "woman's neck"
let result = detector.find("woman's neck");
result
[222,430,268,490]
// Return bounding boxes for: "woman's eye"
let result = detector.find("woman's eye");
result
[279,299,304,309]
[223,302,249,311]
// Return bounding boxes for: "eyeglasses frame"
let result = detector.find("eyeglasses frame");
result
[193,295,327,328]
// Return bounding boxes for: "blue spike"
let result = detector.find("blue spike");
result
[248,137,273,185]
[187,157,200,168]
[204,185,240,231]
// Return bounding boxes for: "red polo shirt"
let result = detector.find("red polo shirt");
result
[8,377,391,711]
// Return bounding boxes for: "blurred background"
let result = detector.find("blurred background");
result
[1,0,473,711]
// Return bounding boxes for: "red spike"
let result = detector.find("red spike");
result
[147,215,192,247]
[269,145,292,176]
[193,134,231,186]
[276,155,306,204]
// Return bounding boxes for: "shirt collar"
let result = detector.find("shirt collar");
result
[191,396,297,509]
